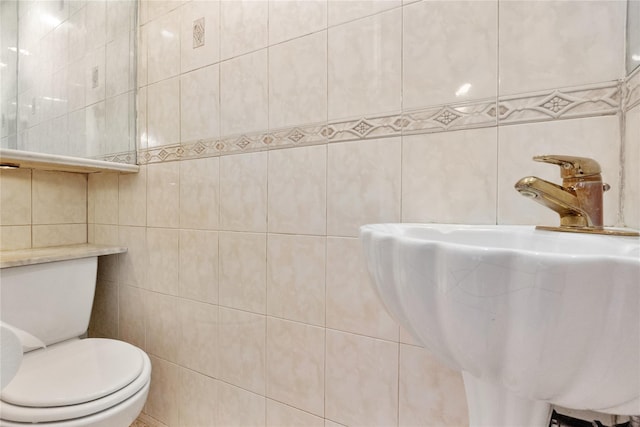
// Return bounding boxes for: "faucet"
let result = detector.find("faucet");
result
[514,155,637,236]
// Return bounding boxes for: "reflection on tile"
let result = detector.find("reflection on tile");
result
[403,0,497,109]
[147,7,181,84]
[147,78,180,148]
[266,318,325,416]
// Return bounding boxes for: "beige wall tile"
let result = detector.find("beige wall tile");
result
[324,420,347,427]
[118,225,147,287]
[328,9,401,120]
[88,172,119,225]
[179,368,217,427]
[147,77,180,148]
[0,226,31,250]
[179,229,219,304]
[0,168,31,226]
[499,1,625,95]
[402,127,498,224]
[217,382,266,427]
[178,298,217,378]
[32,170,86,225]
[180,65,220,143]
[32,224,86,247]
[325,330,399,427]
[220,151,267,232]
[268,0,327,45]
[219,231,267,314]
[327,137,401,237]
[147,7,181,84]
[147,355,180,427]
[180,0,220,74]
[220,0,267,60]
[497,116,620,226]
[624,104,640,229]
[220,50,268,136]
[266,318,325,416]
[145,0,181,24]
[326,237,399,341]
[267,145,327,235]
[144,290,179,362]
[399,343,468,427]
[269,32,327,130]
[328,0,400,26]
[267,233,326,326]
[403,0,497,108]
[267,399,324,427]
[147,162,180,228]
[179,157,219,230]
[119,284,146,350]
[89,278,118,339]
[146,227,179,295]
[119,166,147,227]
[218,307,266,395]
[137,86,148,149]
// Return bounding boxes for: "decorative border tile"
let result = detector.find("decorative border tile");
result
[137,80,627,165]
[94,151,137,164]
[497,82,620,126]
[326,113,404,143]
[625,67,640,111]
[402,101,497,135]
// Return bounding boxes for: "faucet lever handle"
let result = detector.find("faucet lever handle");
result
[533,155,602,179]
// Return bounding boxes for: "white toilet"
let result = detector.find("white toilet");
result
[0,256,151,427]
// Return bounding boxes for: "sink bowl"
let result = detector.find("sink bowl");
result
[360,224,640,426]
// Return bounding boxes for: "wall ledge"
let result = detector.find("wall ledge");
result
[0,149,139,174]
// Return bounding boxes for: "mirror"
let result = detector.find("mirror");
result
[0,0,136,165]
[628,0,640,74]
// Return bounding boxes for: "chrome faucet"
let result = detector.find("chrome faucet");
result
[515,155,638,236]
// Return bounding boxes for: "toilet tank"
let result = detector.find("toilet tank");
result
[0,257,98,347]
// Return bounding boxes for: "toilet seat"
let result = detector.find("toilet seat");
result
[0,339,151,424]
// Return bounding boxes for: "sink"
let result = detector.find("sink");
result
[360,223,640,426]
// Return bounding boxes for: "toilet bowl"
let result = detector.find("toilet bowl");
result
[0,256,151,426]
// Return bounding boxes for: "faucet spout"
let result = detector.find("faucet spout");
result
[515,176,593,228]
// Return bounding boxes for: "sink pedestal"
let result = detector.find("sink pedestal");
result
[463,372,552,427]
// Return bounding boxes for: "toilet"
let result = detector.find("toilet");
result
[0,256,151,427]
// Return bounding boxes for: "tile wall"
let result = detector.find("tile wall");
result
[81,0,634,426]
[0,0,136,162]
[0,168,87,250]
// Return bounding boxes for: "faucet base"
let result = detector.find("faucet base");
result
[536,225,640,237]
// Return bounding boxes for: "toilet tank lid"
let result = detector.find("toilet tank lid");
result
[1,339,144,407]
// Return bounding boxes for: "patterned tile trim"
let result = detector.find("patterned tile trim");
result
[625,67,640,111]
[497,82,620,126]
[326,113,403,142]
[138,81,624,165]
[402,101,497,135]
[94,151,137,164]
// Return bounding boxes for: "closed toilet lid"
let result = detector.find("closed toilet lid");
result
[1,339,144,407]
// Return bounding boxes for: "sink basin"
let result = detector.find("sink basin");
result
[360,224,640,426]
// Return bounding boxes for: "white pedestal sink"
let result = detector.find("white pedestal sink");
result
[360,224,640,426]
